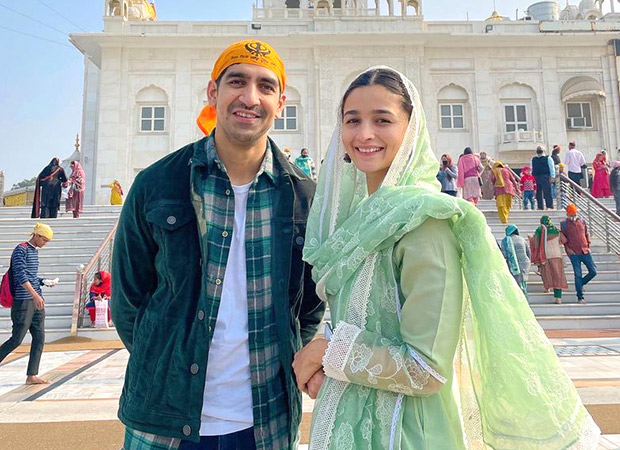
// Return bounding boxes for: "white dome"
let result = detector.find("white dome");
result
[578,0,600,15]
[560,4,579,20]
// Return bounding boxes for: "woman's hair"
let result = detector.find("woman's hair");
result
[341,68,413,118]
[94,272,102,281]
[440,154,453,166]
[463,147,473,155]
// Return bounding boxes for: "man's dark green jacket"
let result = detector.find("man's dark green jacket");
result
[111,137,325,444]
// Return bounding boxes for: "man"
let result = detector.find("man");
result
[564,141,586,187]
[531,146,555,210]
[294,148,317,181]
[560,204,597,304]
[551,144,562,165]
[112,39,324,450]
[0,223,55,384]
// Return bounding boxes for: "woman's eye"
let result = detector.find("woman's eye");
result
[345,118,359,124]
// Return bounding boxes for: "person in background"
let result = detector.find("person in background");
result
[531,146,555,210]
[0,223,56,384]
[294,147,317,180]
[282,147,292,162]
[530,216,568,305]
[457,147,483,204]
[31,157,67,219]
[85,271,112,327]
[610,161,620,215]
[66,161,86,219]
[519,165,536,210]
[500,224,531,297]
[560,204,597,305]
[564,141,586,186]
[479,151,495,200]
[436,154,458,196]
[551,144,562,165]
[109,180,124,205]
[591,152,611,198]
[490,161,520,224]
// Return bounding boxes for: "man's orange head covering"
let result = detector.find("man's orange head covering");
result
[566,203,578,215]
[196,39,286,136]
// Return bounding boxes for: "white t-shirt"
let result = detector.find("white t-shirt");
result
[200,181,254,435]
[565,149,586,173]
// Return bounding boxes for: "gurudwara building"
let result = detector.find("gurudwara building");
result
[71,0,620,204]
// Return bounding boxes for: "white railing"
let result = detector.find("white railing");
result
[558,174,620,255]
[70,222,118,333]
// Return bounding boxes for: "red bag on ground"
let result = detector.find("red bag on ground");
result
[0,242,28,308]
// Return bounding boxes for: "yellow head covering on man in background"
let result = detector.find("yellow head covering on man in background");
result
[196,39,287,135]
[33,223,53,240]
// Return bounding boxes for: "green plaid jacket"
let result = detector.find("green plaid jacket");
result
[113,135,324,449]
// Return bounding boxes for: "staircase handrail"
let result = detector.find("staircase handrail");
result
[557,173,620,255]
[503,163,523,209]
[70,220,118,334]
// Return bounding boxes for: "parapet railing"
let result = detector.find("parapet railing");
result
[70,221,118,334]
[505,164,523,210]
[557,174,620,255]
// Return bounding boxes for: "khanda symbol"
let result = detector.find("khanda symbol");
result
[245,42,271,59]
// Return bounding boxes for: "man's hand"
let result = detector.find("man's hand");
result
[292,338,328,394]
[33,294,45,310]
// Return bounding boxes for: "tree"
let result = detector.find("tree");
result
[11,176,37,190]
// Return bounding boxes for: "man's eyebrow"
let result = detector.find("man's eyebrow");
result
[224,71,278,87]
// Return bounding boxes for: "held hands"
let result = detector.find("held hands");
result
[292,338,329,398]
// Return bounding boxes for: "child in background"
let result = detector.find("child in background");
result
[520,165,537,210]
[85,271,111,327]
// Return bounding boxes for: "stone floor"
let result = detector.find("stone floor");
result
[0,336,619,448]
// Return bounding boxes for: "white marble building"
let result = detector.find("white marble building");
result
[71,0,620,204]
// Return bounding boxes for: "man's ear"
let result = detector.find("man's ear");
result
[206,80,218,107]
[275,94,286,118]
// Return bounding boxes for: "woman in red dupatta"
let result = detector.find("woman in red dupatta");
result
[86,271,111,326]
[66,161,86,218]
[591,152,611,198]
[530,216,568,304]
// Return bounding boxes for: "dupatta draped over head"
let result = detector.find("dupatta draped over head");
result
[303,66,598,449]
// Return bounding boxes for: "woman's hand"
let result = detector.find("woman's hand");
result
[292,338,329,394]
[306,369,325,399]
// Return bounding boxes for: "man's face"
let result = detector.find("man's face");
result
[567,214,577,221]
[32,234,50,248]
[207,63,285,146]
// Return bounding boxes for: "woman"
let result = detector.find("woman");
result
[109,180,123,205]
[31,157,67,218]
[66,161,86,218]
[490,160,520,224]
[530,216,568,304]
[435,154,458,196]
[457,146,482,204]
[591,152,611,198]
[500,224,531,297]
[85,271,111,327]
[294,67,598,449]
[479,151,495,200]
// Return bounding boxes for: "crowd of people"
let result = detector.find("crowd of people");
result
[436,141,620,224]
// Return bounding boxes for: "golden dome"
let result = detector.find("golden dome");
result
[486,10,505,21]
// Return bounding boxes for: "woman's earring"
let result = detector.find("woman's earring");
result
[343,153,352,163]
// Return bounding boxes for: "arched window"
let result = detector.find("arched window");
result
[437,84,469,130]
[136,86,168,133]
[562,76,605,131]
[498,83,538,133]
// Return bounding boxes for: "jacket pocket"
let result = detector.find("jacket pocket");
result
[146,202,198,274]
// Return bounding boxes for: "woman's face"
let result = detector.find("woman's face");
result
[341,85,409,187]
[94,276,102,286]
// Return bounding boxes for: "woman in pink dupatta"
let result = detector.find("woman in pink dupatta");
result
[591,152,611,198]
[457,147,482,204]
[66,161,86,218]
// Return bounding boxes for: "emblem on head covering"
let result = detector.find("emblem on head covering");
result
[245,41,271,59]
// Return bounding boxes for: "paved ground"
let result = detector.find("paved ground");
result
[0,333,619,449]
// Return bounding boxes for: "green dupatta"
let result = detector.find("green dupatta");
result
[303,66,598,449]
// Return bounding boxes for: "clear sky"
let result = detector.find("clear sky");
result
[0,0,611,190]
